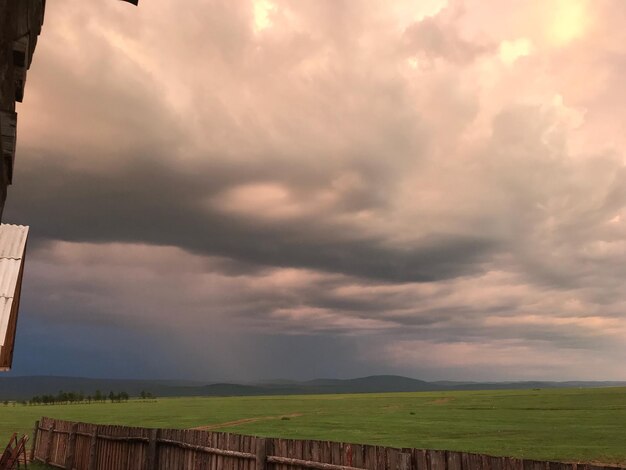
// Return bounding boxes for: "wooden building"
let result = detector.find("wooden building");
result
[0,0,46,218]
[0,1,136,370]
[0,0,45,370]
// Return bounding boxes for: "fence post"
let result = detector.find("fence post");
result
[256,437,269,470]
[29,420,39,463]
[65,423,78,470]
[87,428,99,470]
[45,423,55,465]
[399,453,412,470]
[145,428,159,470]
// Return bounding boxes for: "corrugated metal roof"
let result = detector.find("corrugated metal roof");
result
[0,297,14,347]
[0,224,28,348]
[0,259,22,298]
[0,224,28,259]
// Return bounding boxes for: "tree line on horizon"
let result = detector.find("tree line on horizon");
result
[2,390,156,406]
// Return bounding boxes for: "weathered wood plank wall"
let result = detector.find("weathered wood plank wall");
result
[0,0,46,215]
[32,417,620,470]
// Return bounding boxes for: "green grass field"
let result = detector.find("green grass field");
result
[2,387,625,466]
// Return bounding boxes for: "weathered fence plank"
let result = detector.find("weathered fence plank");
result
[256,438,268,470]
[87,428,98,470]
[447,451,462,470]
[45,423,55,465]
[65,422,78,470]
[399,453,412,470]
[30,419,39,463]
[145,428,158,470]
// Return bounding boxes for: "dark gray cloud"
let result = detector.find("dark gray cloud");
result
[6,154,498,283]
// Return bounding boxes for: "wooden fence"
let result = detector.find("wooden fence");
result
[31,417,621,470]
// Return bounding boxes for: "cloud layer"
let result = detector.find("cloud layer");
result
[5,0,626,380]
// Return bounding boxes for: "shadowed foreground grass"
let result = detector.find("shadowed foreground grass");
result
[2,387,625,466]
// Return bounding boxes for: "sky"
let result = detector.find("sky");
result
[4,0,626,381]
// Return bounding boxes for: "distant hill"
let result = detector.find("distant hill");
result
[0,374,624,401]
[296,375,438,393]
[0,376,205,401]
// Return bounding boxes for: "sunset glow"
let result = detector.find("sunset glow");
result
[549,0,589,45]
[499,38,533,64]
[253,0,275,32]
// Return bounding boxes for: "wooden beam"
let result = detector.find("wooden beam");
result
[255,438,268,470]
[12,35,29,102]
[267,456,367,470]
[29,419,39,463]
[0,111,16,185]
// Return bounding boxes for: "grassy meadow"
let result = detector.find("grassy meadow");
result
[1,387,625,466]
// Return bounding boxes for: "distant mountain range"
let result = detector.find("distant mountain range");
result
[0,375,624,401]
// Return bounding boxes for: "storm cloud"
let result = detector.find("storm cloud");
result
[5,0,626,380]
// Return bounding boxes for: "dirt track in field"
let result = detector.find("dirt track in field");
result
[428,397,455,405]
[190,413,303,430]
